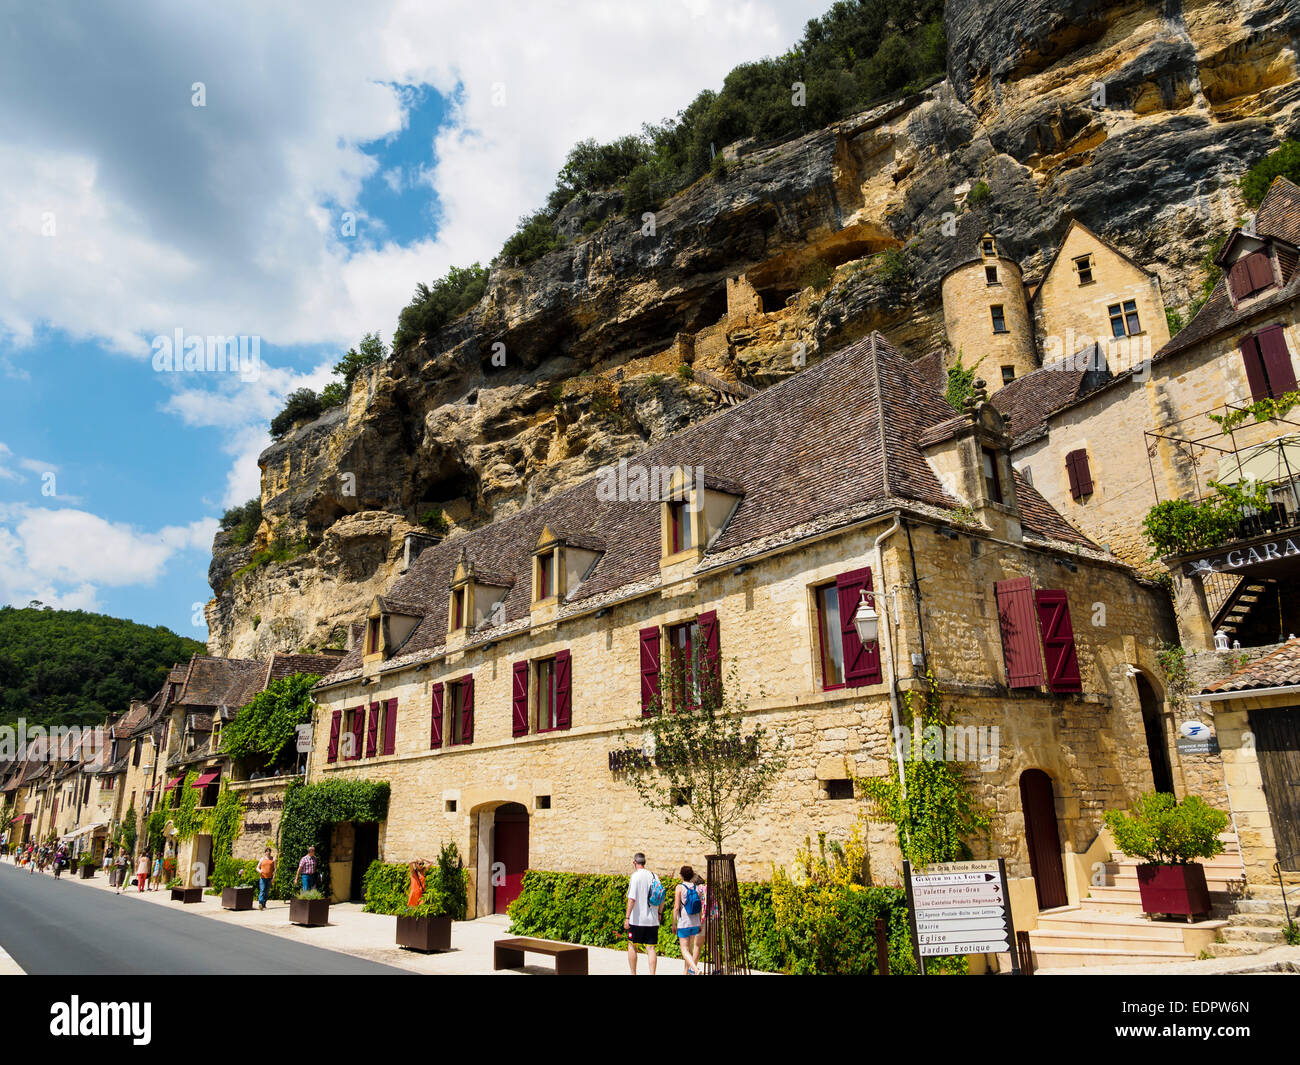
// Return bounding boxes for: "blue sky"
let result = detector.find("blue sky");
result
[0,1,823,641]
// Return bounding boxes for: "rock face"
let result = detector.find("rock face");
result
[206,0,1299,658]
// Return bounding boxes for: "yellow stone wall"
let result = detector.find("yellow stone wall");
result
[941,258,1038,390]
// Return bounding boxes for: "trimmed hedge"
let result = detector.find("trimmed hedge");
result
[209,856,260,890]
[361,844,469,920]
[506,870,917,974]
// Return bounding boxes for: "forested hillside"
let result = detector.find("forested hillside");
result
[0,606,206,728]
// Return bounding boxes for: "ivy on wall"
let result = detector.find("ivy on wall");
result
[273,778,390,900]
[142,772,243,870]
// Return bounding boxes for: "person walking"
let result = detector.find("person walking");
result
[135,851,149,892]
[113,850,127,893]
[624,852,663,975]
[673,865,704,974]
[296,846,317,893]
[149,853,163,891]
[256,848,275,909]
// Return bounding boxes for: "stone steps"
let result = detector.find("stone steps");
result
[1030,946,1199,969]
[1027,906,1226,969]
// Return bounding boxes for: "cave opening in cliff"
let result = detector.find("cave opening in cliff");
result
[683,285,728,332]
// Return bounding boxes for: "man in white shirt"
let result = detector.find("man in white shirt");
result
[624,852,662,975]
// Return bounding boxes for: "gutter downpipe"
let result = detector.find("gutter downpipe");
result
[875,514,906,798]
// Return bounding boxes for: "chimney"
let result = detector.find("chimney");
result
[403,531,442,572]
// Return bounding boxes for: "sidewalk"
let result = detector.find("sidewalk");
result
[21,860,688,976]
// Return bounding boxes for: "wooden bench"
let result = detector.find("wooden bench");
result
[493,936,588,975]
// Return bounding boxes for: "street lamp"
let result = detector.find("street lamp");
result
[853,589,881,646]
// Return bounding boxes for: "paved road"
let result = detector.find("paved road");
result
[0,861,406,975]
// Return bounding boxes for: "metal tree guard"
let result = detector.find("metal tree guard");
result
[701,853,749,975]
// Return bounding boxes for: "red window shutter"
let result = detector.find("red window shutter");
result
[1065,449,1092,499]
[366,702,380,757]
[1035,589,1083,694]
[1241,335,1270,401]
[462,674,474,744]
[1247,251,1275,293]
[351,706,365,760]
[639,627,660,716]
[836,567,881,687]
[1229,257,1253,300]
[555,649,572,730]
[327,710,341,762]
[1257,325,1297,398]
[382,699,397,755]
[430,684,444,749]
[996,578,1045,688]
[511,661,529,737]
[698,610,721,696]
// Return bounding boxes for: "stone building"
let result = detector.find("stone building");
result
[308,332,1181,929]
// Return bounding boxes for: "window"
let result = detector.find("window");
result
[1240,325,1297,402]
[985,264,999,285]
[668,619,702,708]
[365,618,380,655]
[101,776,114,791]
[341,707,364,760]
[1001,365,1015,385]
[537,656,559,731]
[995,579,1082,693]
[1108,300,1141,337]
[982,238,996,257]
[1229,250,1276,301]
[990,305,1007,334]
[444,799,457,812]
[536,794,552,810]
[536,551,554,600]
[450,587,465,631]
[671,787,691,807]
[1065,448,1094,500]
[982,447,1003,504]
[132,740,141,767]
[824,779,854,800]
[447,676,474,746]
[1074,255,1093,285]
[669,500,695,553]
[815,584,846,688]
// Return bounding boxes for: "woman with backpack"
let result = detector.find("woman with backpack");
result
[673,865,704,975]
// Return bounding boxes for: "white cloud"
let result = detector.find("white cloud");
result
[0,505,218,610]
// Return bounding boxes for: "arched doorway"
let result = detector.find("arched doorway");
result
[1135,673,1175,794]
[492,802,529,914]
[1019,769,1067,910]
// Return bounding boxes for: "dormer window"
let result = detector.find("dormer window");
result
[1229,250,1276,301]
[981,236,996,257]
[364,596,421,661]
[669,500,695,553]
[365,618,380,655]
[537,550,555,599]
[532,526,601,607]
[982,447,1004,504]
[1074,255,1094,285]
[450,586,465,632]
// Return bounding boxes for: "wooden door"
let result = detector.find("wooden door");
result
[1249,708,1300,871]
[493,803,529,914]
[1020,769,1068,910]
[350,822,379,900]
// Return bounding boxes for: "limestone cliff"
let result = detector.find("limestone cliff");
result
[206,0,1300,658]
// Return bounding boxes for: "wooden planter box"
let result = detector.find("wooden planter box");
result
[396,914,452,953]
[77,865,95,879]
[222,886,255,911]
[170,886,204,904]
[289,898,330,927]
[1136,863,1212,918]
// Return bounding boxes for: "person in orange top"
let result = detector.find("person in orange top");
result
[256,848,276,910]
[407,858,430,907]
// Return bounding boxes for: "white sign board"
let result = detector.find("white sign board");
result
[905,858,1018,968]
[295,724,314,753]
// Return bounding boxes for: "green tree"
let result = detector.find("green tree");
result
[220,672,321,769]
[269,388,322,439]
[1242,139,1300,208]
[392,264,489,352]
[332,331,388,386]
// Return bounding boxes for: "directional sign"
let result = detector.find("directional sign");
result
[912,882,1003,904]
[911,871,999,886]
[924,860,1000,875]
[916,917,1007,934]
[920,940,1010,958]
[914,906,1005,921]
[919,928,1010,945]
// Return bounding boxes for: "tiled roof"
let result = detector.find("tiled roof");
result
[263,652,343,686]
[176,656,266,711]
[319,332,1099,683]
[1155,177,1300,362]
[991,361,1096,447]
[1204,637,1300,693]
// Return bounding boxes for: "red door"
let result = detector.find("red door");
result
[1020,769,1068,910]
[493,803,529,914]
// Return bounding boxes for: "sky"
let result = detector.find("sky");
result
[0,0,826,640]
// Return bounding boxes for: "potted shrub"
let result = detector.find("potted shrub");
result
[77,854,97,879]
[1104,793,1229,919]
[222,882,256,911]
[289,888,330,927]
[218,858,259,911]
[394,843,467,952]
[168,876,203,904]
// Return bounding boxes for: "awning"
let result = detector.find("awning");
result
[7,814,31,826]
[59,821,106,842]
[1216,435,1300,487]
[191,770,220,789]
[164,775,184,789]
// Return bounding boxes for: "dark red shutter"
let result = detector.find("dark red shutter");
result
[1257,325,1297,398]
[366,701,380,758]
[639,627,660,716]
[1229,257,1253,300]
[1241,335,1270,401]
[327,710,341,762]
[698,610,721,697]
[351,706,364,760]
[462,674,474,744]
[836,567,881,687]
[511,661,529,737]
[430,684,444,749]
[1035,589,1082,694]
[1247,251,1275,293]
[555,650,572,730]
[382,699,397,755]
[996,578,1045,688]
[1065,449,1092,499]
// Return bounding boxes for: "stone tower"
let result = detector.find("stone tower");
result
[940,233,1038,393]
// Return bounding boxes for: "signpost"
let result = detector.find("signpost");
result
[903,857,1020,975]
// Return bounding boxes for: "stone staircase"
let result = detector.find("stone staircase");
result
[1205,886,1294,958]
[1027,834,1253,970]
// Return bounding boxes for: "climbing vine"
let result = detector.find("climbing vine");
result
[1207,389,1300,434]
[1142,479,1270,557]
[220,672,320,769]
[273,777,390,901]
[857,671,991,867]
